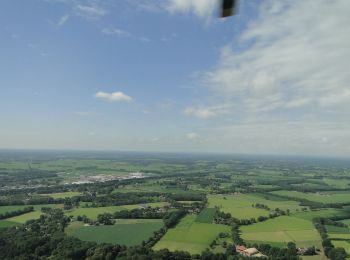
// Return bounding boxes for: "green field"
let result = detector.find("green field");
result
[0,220,18,228]
[65,202,168,219]
[0,204,62,214]
[67,219,163,245]
[331,240,350,257]
[6,211,43,223]
[1,204,63,224]
[326,225,350,240]
[293,209,348,221]
[326,225,350,234]
[302,254,328,260]
[195,208,215,223]
[208,194,303,220]
[322,178,350,189]
[341,219,350,226]
[328,234,350,239]
[241,216,321,248]
[271,190,350,204]
[153,214,230,254]
[0,205,33,214]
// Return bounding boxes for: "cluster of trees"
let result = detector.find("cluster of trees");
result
[64,197,80,210]
[166,193,206,202]
[92,208,186,228]
[0,207,217,260]
[0,208,70,259]
[231,222,243,245]
[163,209,186,228]
[250,242,300,259]
[322,218,348,228]
[97,213,115,225]
[0,196,60,206]
[209,232,230,249]
[80,192,162,207]
[113,207,166,219]
[252,203,270,210]
[0,169,58,187]
[313,217,349,259]
[0,206,33,220]
[214,209,287,226]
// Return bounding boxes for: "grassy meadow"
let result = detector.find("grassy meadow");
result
[293,209,348,221]
[195,208,215,223]
[66,219,163,246]
[208,193,303,220]
[341,219,350,226]
[241,216,321,248]
[153,214,230,254]
[7,211,43,223]
[331,240,350,257]
[0,205,32,214]
[65,202,168,219]
[0,220,18,228]
[0,204,63,225]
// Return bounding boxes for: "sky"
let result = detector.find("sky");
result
[1,0,350,157]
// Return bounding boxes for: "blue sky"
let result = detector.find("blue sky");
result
[1,0,350,157]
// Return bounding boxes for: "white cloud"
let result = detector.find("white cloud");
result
[186,132,199,140]
[126,0,165,13]
[184,107,216,119]
[139,37,151,43]
[102,28,130,37]
[76,4,106,19]
[201,120,350,157]
[58,14,69,26]
[95,91,133,102]
[166,0,219,19]
[204,0,350,115]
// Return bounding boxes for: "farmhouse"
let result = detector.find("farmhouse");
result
[236,246,266,258]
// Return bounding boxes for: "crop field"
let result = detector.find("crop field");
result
[67,219,163,245]
[65,202,168,219]
[208,193,303,220]
[271,190,350,204]
[195,208,215,223]
[153,214,230,254]
[241,216,321,247]
[326,225,350,240]
[293,209,349,221]
[326,225,350,234]
[331,240,350,257]
[328,234,350,239]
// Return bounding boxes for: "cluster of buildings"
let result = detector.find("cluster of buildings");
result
[71,172,145,185]
[236,245,266,258]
